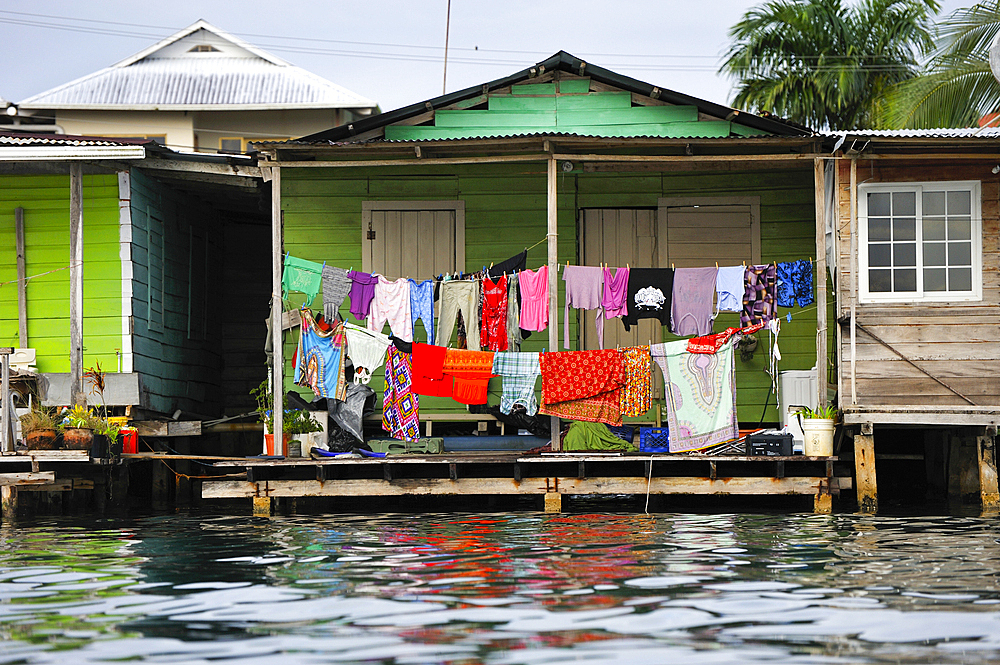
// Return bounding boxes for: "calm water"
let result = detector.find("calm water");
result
[2,511,999,664]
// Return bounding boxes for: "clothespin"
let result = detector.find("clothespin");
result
[715,261,719,269]
[626,263,630,269]
[671,263,675,270]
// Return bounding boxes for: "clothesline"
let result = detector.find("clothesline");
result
[0,262,82,288]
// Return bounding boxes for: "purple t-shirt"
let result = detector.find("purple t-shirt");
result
[347,270,378,321]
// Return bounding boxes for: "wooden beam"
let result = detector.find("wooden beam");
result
[552,152,817,163]
[1,486,16,521]
[0,471,56,486]
[849,158,857,406]
[854,427,877,513]
[69,163,84,407]
[814,493,832,514]
[271,168,283,453]
[18,479,73,492]
[544,492,562,512]
[202,476,849,499]
[546,150,560,451]
[274,154,547,168]
[977,429,998,512]
[132,421,202,437]
[14,208,27,348]
[252,496,273,517]
[813,159,827,409]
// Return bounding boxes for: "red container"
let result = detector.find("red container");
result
[122,428,138,455]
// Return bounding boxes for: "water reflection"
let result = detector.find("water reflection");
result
[0,513,998,663]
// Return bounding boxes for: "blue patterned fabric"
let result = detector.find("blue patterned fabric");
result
[409,279,435,344]
[775,260,815,308]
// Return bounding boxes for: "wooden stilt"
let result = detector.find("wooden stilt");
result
[252,496,273,517]
[977,427,998,513]
[1,486,16,522]
[854,424,877,513]
[543,492,562,513]
[151,442,171,508]
[813,493,832,514]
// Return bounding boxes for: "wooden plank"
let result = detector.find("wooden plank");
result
[271,167,283,452]
[546,154,560,450]
[18,479,72,492]
[14,207,27,348]
[434,110,557,128]
[133,421,202,437]
[854,432,877,513]
[0,471,56,487]
[557,79,591,94]
[511,83,556,95]
[69,163,84,406]
[202,476,849,499]
[815,158,828,409]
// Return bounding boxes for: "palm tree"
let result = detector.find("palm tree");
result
[721,0,939,130]
[879,2,1000,128]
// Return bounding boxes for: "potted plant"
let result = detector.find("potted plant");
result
[83,362,123,458]
[796,404,838,457]
[62,404,98,450]
[19,405,61,450]
[251,380,323,455]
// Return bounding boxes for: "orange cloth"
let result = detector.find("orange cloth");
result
[538,349,625,426]
[442,349,496,405]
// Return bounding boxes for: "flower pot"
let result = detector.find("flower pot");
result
[62,427,94,451]
[263,433,290,456]
[802,418,835,457]
[25,428,60,451]
[90,433,110,459]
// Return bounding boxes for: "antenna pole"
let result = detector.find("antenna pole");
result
[442,0,452,94]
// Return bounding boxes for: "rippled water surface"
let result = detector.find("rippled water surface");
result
[2,511,1000,664]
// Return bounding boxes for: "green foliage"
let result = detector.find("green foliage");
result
[61,405,118,438]
[878,2,1000,128]
[19,406,59,435]
[720,0,939,130]
[797,404,839,420]
[250,379,322,435]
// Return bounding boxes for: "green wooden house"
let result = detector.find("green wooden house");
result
[0,133,269,419]
[256,52,832,438]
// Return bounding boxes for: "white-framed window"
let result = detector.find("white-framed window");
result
[859,181,981,302]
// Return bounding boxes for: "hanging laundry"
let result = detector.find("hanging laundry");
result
[408,278,435,344]
[741,264,777,327]
[282,255,324,306]
[518,266,549,332]
[321,265,351,321]
[671,267,719,337]
[442,349,496,405]
[486,250,527,278]
[562,265,604,349]
[651,339,738,453]
[538,349,626,426]
[411,341,453,397]
[382,346,420,442]
[621,268,674,332]
[620,346,651,417]
[480,274,509,352]
[775,260,815,308]
[491,351,541,416]
[347,270,378,321]
[686,322,763,355]
[343,322,391,385]
[602,266,629,318]
[368,275,413,341]
[506,272,523,351]
[715,266,745,313]
[294,308,347,401]
[437,280,481,350]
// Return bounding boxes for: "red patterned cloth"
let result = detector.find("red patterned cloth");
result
[480,275,509,352]
[442,349,496,405]
[538,350,626,426]
[687,322,765,354]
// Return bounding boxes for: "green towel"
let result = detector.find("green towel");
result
[563,421,637,452]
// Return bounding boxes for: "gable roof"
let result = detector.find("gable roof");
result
[19,20,377,112]
[298,51,811,144]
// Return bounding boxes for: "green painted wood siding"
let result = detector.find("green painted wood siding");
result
[280,164,830,424]
[0,173,122,374]
[128,169,225,415]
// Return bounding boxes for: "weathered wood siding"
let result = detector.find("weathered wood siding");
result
[836,159,1000,407]
[129,169,225,415]
[282,162,824,423]
[0,173,122,373]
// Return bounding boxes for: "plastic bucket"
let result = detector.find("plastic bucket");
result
[801,419,835,456]
[122,428,138,455]
[264,433,290,456]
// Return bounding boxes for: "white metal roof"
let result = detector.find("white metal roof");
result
[19,20,377,111]
[0,133,147,160]
[834,127,1000,139]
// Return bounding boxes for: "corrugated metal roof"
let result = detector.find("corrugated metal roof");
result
[834,128,1000,138]
[0,133,150,147]
[258,130,787,146]
[0,132,148,160]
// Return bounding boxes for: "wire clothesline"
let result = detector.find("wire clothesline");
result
[0,262,81,288]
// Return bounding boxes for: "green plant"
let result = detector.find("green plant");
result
[797,404,839,420]
[285,408,323,435]
[94,419,121,441]
[250,379,322,435]
[19,406,59,435]
[63,405,94,429]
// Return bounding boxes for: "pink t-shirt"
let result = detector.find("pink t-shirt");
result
[518,266,548,332]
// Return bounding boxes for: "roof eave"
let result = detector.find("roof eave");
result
[0,145,148,161]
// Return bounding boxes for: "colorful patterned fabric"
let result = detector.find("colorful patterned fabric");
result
[480,275,509,352]
[506,272,523,351]
[442,349,496,405]
[741,264,777,327]
[651,339,738,453]
[538,350,625,426]
[775,260,815,308]
[282,255,324,306]
[382,346,420,442]
[294,308,347,401]
[620,346,651,417]
[687,322,764,355]
[492,352,541,416]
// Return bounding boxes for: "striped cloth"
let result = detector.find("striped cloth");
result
[492,352,541,416]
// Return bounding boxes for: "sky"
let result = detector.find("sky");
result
[0,0,973,115]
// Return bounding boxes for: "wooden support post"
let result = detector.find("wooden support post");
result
[977,427,998,513]
[849,159,857,405]
[174,437,191,505]
[949,431,980,504]
[854,424,877,513]
[1,350,10,454]
[813,493,832,514]
[14,208,27,348]
[546,150,560,451]
[270,166,284,454]
[252,496,273,517]
[1,486,16,522]
[813,158,827,409]
[151,441,171,508]
[544,492,562,513]
[69,164,85,407]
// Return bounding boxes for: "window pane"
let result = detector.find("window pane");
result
[868,192,891,216]
[949,268,972,291]
[894,269,917,292]
[893,217,916,241]
[869,243,891,267]
[948,241,972,266]
[868,217,891,241]
[923,242,946,266]
[893,191,916,216]
[923,191,945,216]
[924,268,947,291]
[923,217,945,240]
[948,217,971,240]
[869,269,891,292]
[947,190,971,215]
[894,243,916,267]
